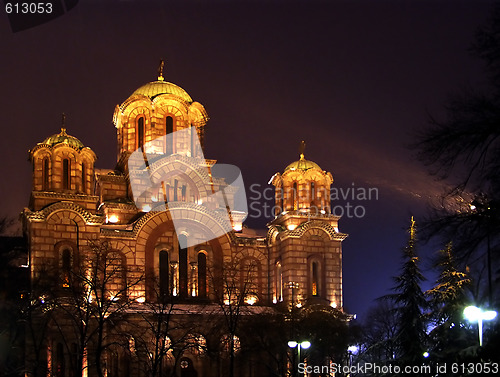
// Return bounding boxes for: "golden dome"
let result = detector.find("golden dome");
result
[41,128,85,149]
[284,155,322,172]
[132,80,193,103]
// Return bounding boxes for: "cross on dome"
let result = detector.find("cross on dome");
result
[158,59,165,81]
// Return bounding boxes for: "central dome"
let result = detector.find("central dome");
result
[132,80,193,103]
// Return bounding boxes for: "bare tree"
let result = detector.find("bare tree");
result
[414,5,500,304]
[29,240,143,377]
[360,300,399,368]
[133,277,200,377]
[208,258,260,377]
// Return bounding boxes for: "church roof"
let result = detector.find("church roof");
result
[41,128,85,149]
[132,80,193,102]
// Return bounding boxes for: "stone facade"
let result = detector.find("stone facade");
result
[22,67,347,377]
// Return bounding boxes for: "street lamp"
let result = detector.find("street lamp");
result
[464,305,497,346]
[288,340,311,377]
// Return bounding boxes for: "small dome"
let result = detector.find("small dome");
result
[284,155,322,172]
[132,80,193,103]
[41,128,85,149]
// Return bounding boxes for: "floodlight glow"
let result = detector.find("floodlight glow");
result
[464,306,482,321]
[463,305,498,346]
[301,341,311,349]
[483,310,497,321]
[348,345,359,354]
[288,341,297,348]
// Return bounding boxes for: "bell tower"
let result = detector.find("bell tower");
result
[267,142,347,309]
[28,114,97,211]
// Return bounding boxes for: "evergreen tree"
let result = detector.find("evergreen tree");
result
[386,217,428,367]
[426,242,473,366]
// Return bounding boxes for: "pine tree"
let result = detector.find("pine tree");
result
[387,217,428,366]
[426,242,472,363]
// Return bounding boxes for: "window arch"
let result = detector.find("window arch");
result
[159,250,170,298]
[62,159,70,189]
[137,116,145,150]
[198,252,207,298]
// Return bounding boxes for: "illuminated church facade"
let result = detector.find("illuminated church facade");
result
[22,66,347,377]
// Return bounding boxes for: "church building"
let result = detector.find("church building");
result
[22,64,347,377]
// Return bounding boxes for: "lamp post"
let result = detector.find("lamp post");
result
[288,340,310,377]
[464,305,497,346]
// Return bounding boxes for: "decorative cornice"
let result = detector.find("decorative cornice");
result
[267,220,348,243]
[31,191,99,203]
[24,201,104,225]
[101,202,237,244]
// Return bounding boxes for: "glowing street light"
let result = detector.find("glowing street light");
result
[464,305,497,346]
[288,340,311,377]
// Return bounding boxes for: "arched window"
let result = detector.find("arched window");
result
[241,258,260,299]
[165,116,173,155]
[62,248,71,287]
[190,127,197,157]
[178,235,188,298]
[107,351,119,377]
[311,261,321,297]
[275,261,283,302]
[181,185,187,201]
[173,180,178,201]
[164,183,170,202]
[292,182,298,210]
[63,159,70,190]
[198,252,207,298]
[137,116,145,150]
[221,335,241,354]
[159,250,169,298]
[81,162,86,193]
[106,252,126,301]
[310,181,316,209]
[55,342,65,377]
[278,187,283,214]
[42,157,50,190]
[186,334,206,355]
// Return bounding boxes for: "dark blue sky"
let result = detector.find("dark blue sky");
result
[0,0,495,318]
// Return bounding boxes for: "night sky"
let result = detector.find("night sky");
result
[0,0,495,319]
